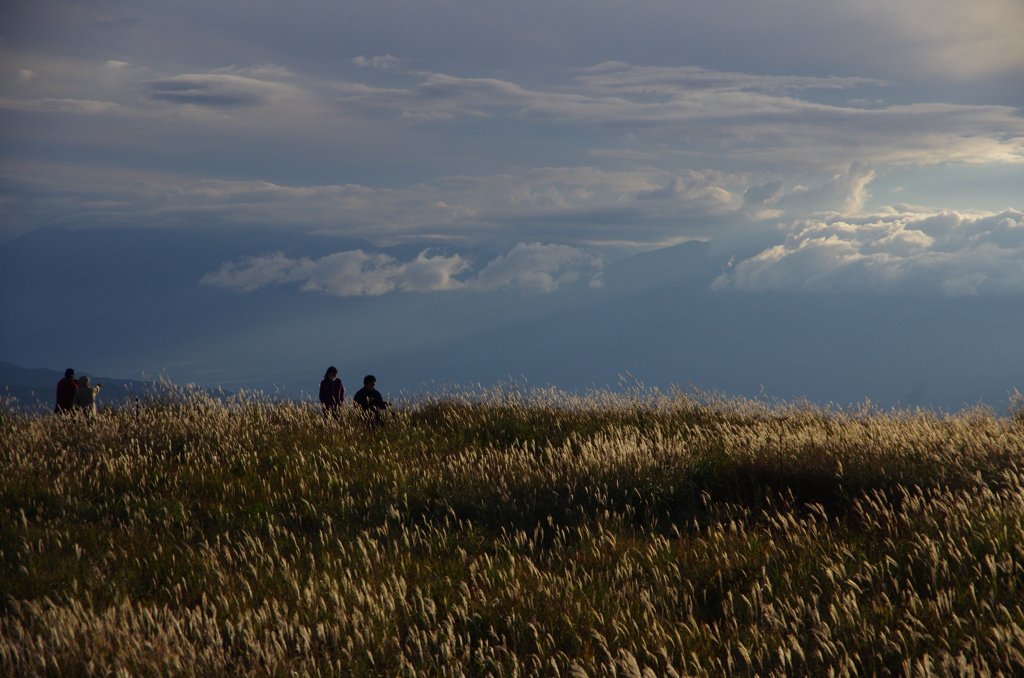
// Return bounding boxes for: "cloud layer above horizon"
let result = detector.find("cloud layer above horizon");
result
[2,0,1023,299]
[201,243,603,296]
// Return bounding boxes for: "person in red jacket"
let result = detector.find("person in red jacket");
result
[318,366,345,417]
[55,368,79,413]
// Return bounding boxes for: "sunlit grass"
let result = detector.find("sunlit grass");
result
[1,384,1023,676]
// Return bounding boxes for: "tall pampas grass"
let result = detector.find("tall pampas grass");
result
[2,384,1023,676]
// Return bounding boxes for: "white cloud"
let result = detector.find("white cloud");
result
[775,163,876,215]
[712,209,1024,295]
[302,250,469,295]
[16,69,35,82]
[198,252,312,292]
[474,243,604,293]
[201,249,469,296]
[634,170,737,211]
[200,243,602,296]
[352,54,400,69]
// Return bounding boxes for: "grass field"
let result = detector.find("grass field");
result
[2,385,1024,677]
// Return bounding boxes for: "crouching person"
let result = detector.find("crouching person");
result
[353,375,389,426]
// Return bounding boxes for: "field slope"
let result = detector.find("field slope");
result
[2,388,1024,676]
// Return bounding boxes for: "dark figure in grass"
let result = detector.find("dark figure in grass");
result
[55,368,79,414]
[354,374,389,425]
[318,366,345,417]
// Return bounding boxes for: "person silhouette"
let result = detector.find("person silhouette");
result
[55,368,79,413]
[318,366,345,417]
[71,375,102,416]
[353,375,389,425]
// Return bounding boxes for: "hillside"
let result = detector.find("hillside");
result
[1,386,1023,676]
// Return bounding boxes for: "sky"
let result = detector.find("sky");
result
[1,0,1023,410]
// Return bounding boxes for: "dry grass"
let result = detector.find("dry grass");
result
[1,384,1023,676]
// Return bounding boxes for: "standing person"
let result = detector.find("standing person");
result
[318,366,345,417]
[55,368,79,413]
[354,375,389,425]
[71,375,102,416]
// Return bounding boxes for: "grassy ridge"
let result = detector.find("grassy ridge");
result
[1,387,1023,676]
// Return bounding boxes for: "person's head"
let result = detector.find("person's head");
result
[78,375,90,388]
[65,368,75,378]
[324,366,338,380]
[363,375,376,387]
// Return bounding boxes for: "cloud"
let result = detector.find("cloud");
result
[712,208,1024,295]
[352,54,400,69]
[742,180,785,208]
[201,249,469,296]
[2,52,1020,259]
[1,61,306,123]
[634,170,736,211]
[1,163,751,247]
[473,243,604,292]
[4,157,924,252]
[145,74,297,107]
[588,149,659,160]
[210,64,294,78]
[3,55,1021,173]
[775,162,877,215]
[846,0,1024,78]
[201,243,602,296]
[0,97,131,115]
[334,65,1024,170]
[16,69,35,82]
[336,72,559,120]
[574,64,891,94]
[198,252,312,292]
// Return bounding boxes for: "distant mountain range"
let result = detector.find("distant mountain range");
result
[1,361,162,412]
